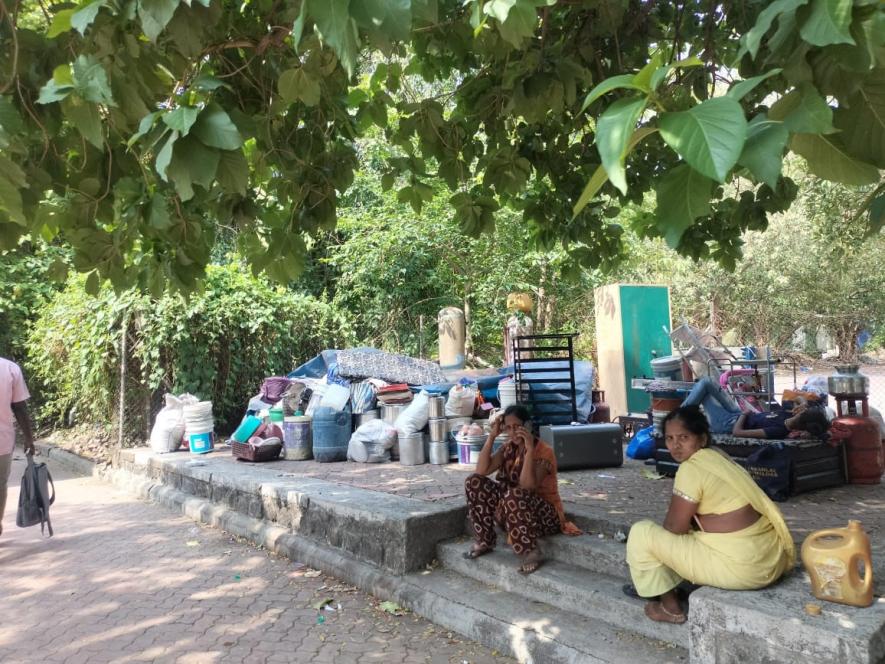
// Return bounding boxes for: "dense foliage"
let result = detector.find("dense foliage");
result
[1,1,881,293]
[27,264,353,430]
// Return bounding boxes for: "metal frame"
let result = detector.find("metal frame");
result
[513,333,578,425]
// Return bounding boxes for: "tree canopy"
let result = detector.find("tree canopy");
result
[1,0,882,292]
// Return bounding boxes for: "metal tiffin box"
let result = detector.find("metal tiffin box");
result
[538,423,624,470]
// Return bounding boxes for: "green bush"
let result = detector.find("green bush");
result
[28,263,354,435]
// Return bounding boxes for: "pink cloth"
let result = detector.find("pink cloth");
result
[0,358,30,455]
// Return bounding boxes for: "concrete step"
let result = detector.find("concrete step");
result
[541,532,629,578]
[402,567,688,664]
[437,540,690,649]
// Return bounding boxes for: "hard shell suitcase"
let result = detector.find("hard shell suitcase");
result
[538,423,623,471]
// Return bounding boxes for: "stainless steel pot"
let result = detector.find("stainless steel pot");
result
[428,441,449,465]
[353,409,379,428]
[398,433,425,465]
[828,365,869,395]
[428,418,447,442]
[428,395,446,419]
[382,403,407,425]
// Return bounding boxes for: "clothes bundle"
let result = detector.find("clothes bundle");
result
[335,349,446,385]
[376,383,413,405]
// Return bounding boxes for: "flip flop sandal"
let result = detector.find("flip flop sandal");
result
[644,601,687,625]
[462,544,493,560]
[622,583,661,601]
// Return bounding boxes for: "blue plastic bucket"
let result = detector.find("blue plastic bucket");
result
[189,431,214,454]
[312,407,350,463]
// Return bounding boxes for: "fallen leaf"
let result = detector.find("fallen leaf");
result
[186,540,199,547]
[304,570,322,578]
[379,601,405,616]
[640,468,665,480]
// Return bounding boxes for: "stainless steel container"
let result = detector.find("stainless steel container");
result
[828,365,870,395]
[353,409,380,429]
[382,403,407,425]
[428,441,449,465]
[428,417,447,442]
[428,395,446,419]
[398,433,425,465]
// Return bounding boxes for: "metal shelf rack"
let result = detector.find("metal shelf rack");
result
[513,333,578,425]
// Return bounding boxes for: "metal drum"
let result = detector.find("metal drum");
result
[398,433,425,465]
[428,417,447,442]
[382,403,408,425]
[428,395,446,419]
[353,409,379,429]
[428,441,449,465]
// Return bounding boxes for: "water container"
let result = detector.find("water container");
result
[189,431,214,454]
[801,520,874,607]
[498,380,517,409]
[438,307,466,370]
[428,395,446,419]
[282,415,312,461]
[398,433,425,465]
[834,416,883,484]
[428,418,447,442]
[650,355,683,381]
[428,441,449,465]
[312,407,351,463]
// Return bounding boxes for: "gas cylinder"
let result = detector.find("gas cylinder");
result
[834,416,884,484]
[801,520,874,607]
[438,307,466,371]
[590,390,611,423]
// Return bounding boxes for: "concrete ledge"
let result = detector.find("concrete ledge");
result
[689,574,885,664]
[113,447,465,573]
[33,440,97,477]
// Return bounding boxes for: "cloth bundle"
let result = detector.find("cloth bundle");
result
[376,383,413,405]
[335,349,446,386]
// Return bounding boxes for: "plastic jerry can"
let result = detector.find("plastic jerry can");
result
[800,520,874,607]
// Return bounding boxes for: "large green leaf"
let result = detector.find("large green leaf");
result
[162,106,200,135]
[0,174,25,225]
[292,0,308,52]
[169,135,220,198]
[834,71,885,168]
[156,130,178,181]
[655,165,714,247]
[310,0,360,76]
[659,97,747,182]
[278,69,322,107]
[61,96,104,148]
[148,194,171,230]
[495,0,545,47]
[790,133,880,185]
[351,0,412,42]
[580,74,644,112]
[37,79,74,104]
[595,96,646,195]
[799,0,854,47]
[726,69,782,101]
[47,9,76,38]
[138,0,180,42]
[572,165,608,218]
[741,0,808,59]
[632,53,663,92]
[192,104,243,150]
[71,0,107,35]
[769,84,834,133]
[738,115,790,188]
[72,55,116,106]
[216,149,249,196]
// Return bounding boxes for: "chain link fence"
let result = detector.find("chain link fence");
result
[112,314,161,448]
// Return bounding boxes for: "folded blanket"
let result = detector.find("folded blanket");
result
[336,349,446,386]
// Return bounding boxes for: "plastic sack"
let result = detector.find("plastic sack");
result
[395,390,431,435]
[150,393,191,453]
[445,384,476,417]
[347,419,397,463]
[320,383,351,411]
[626,426,656,460]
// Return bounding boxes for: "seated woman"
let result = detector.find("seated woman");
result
[625,406,795,624]
[463,404,580,574]
[682,377,829,439]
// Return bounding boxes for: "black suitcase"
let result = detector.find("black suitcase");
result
[538,423,623,471]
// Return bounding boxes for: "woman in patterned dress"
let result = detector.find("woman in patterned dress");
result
[462,405,581,574]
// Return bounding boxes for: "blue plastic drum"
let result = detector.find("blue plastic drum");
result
[311,406,351,463]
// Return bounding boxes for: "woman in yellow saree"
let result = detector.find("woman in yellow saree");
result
[626,406,795,624]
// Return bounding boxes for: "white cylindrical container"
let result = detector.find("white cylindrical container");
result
[398,433,425,466]
[428,441,449,465]
[498,380,517,409]
[382,403,408,425]
[438,307,466,371]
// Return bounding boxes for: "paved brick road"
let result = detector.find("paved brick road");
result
[0,453,515,664]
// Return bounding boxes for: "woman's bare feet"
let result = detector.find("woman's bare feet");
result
[517,548,544,575]
[644,589,687,624]
[462,543,494,560]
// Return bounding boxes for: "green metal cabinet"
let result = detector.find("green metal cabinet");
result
[594,284,673,419]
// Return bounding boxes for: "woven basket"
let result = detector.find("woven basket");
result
[231,440,283,462]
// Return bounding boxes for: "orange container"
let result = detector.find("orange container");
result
[801,520,874,607]
[835,416,884,484]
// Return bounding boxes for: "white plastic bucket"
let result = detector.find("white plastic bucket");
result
[498,381,517,409]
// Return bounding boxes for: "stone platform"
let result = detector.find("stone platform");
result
[41,441,885,664]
